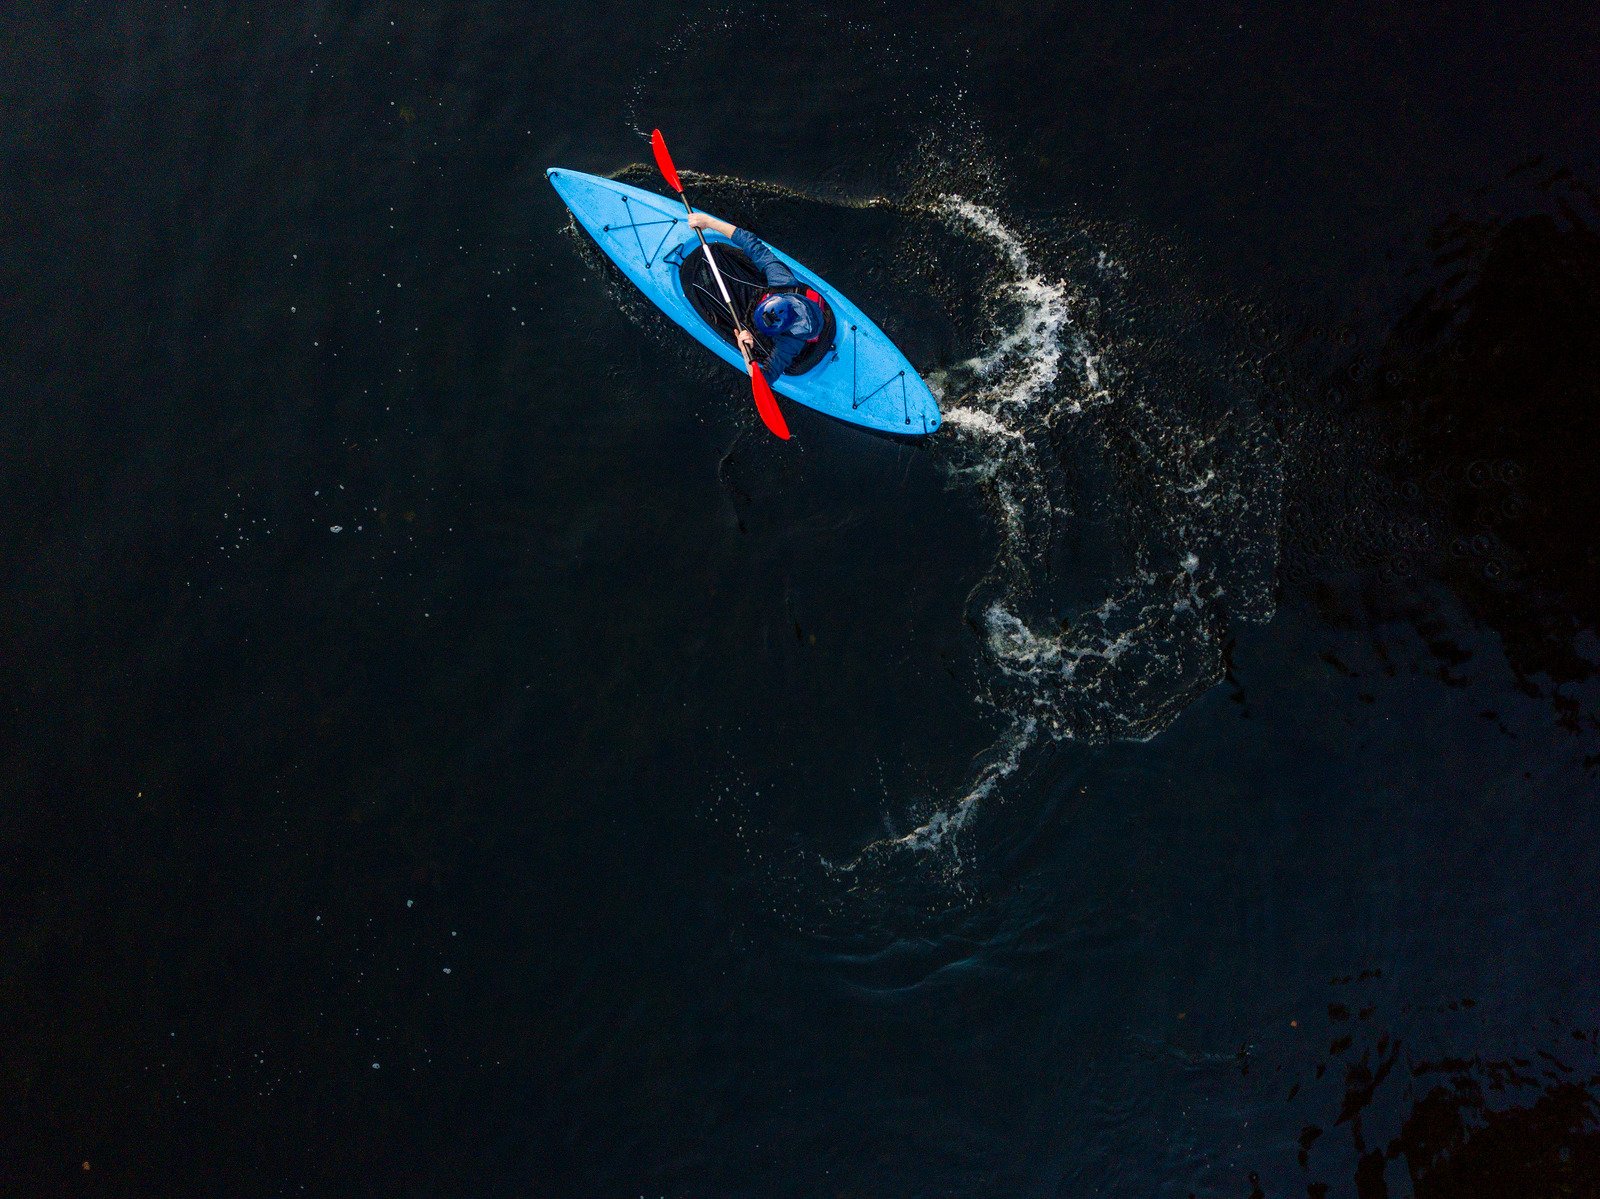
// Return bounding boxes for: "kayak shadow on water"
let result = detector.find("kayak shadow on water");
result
[565,158,1286,907]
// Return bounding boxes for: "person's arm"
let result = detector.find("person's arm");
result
[686,214,798,288]
[686,212,737,238]
[730,228,798,288]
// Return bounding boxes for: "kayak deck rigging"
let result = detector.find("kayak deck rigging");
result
[600,193,684,268]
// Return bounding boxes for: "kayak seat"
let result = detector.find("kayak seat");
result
[678,243,837,376]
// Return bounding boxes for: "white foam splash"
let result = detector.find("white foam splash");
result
[941,406,1024,440]
[841,185,1281,868]
[834,198,1084,870]
[938,198,1078,408]
[886,717,1038,854]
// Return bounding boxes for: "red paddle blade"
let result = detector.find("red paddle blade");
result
[749,363,791,440]
[649,129,682,194]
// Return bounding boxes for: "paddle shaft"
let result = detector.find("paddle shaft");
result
[673,194,755,366]
[648,127,787,438]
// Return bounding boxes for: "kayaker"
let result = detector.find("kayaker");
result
[686,213,828,381]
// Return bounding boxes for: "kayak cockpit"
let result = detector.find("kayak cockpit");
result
[675,243,837,377]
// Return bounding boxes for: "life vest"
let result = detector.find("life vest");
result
[758,287,829,344]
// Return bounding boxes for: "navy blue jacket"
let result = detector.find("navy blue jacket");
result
[732,229,825,380]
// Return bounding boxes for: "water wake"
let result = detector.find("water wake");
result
[841,189,1283,865]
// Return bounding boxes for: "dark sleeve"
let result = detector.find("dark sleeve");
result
[760,333,805,381]
[731,228,799,288]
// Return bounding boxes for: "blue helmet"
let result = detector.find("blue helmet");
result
[754,294,801,335]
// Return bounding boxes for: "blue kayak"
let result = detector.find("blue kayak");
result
[546,168,941,437]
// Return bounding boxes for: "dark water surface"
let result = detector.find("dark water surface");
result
[4,4,1600,1196]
